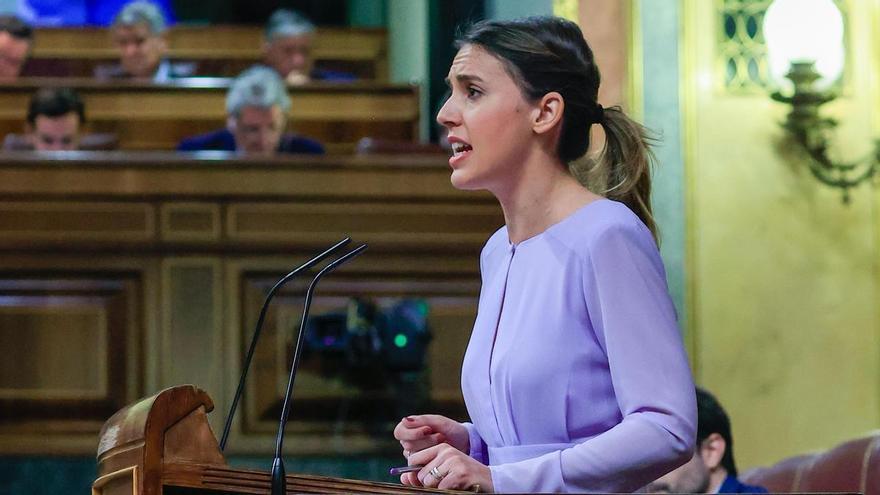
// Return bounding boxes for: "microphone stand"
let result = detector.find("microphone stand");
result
[219,237,353,452]
[270,243,368,495]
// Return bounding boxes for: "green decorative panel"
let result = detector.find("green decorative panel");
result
[718,0,773,92]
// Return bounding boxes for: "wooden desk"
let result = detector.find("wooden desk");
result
[0,152,501,456]
[92,385,452,495]
[26,26,388,80]
[0,79,419,153]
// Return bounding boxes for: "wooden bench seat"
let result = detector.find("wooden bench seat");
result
[0,78,419,153]
[25,26,388,80]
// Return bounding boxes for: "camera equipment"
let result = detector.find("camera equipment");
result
[303,298,431,373]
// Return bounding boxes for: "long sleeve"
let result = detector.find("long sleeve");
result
[462,422,490,465]
[488,221,696,493]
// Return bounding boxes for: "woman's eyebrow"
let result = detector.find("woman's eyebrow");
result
[444,74,485,87]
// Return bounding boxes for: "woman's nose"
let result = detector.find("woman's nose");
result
[436,97,459,128]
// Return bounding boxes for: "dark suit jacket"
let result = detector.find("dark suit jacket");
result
[176,128,325,154]
[719,475,769,493]
[312,68,357,82]
[94,59,196,82]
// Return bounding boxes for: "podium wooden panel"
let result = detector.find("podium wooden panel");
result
[0,153,499,456]
[93,385,450,495]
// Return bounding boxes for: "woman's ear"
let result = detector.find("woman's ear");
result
[532,91,564,135]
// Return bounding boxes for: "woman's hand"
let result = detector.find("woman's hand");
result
[400,443,493,492]
[393,414,469,458]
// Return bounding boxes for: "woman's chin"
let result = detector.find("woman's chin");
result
[449,170,482,191]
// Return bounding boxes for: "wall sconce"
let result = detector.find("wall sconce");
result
[764,0,878,203]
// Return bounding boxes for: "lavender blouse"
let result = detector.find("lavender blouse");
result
[460,199,697,493]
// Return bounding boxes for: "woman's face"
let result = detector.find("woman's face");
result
[437,44,538,192]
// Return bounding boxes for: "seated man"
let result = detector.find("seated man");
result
[263,8,354,85]
[177,65,324,156]
[0,15,32,79]
[25,87,84,151]
[95,0,193,81]
[648,388,768,494]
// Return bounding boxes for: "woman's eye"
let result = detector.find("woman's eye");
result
[467,87,481,98]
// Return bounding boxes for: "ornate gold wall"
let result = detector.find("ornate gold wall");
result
[682,0,880,469]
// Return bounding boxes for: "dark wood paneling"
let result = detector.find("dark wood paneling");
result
[0,276,141,429]
[239,273,478,450]
[0,153,501,455]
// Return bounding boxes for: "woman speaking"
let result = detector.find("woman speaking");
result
[394,16,696,493]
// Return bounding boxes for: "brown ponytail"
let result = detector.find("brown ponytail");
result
[567,106,658,242]
[597,106,658,242]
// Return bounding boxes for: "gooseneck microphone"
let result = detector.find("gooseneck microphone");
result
[219,237,353,452]
[271,243,368,495]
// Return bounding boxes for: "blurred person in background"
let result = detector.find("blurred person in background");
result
[95,0,192,81]
[0,15,33,79]
[25,87,84,151]
[177,65,324,156]
[647,388,768,494]
[263,8,354,85]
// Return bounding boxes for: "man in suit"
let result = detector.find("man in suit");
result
[95,0,192,82]
[25,87,84,151]
[262,8,354,85]
[177,65,324,156]
[0,15,32,79]
[647,388,769,494]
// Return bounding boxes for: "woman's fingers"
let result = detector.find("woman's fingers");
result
[397,414,469,453]
[393,422,432,440]
[418,461,447,488]
[410,443,455,486]
[408,444,490,492]
[437,464,462,491]
[397,414,453,435]
[407,414,452,433]
[400,471,422,487]
[399,432,446,455]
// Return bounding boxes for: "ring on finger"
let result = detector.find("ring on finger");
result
[429,466,447,480]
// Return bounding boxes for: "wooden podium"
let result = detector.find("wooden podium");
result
[92,385,449,495]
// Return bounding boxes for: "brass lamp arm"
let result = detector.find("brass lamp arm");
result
[771,61,878,203]
[792,130,878,203]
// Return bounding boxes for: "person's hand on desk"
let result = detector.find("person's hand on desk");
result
[404,443,492,492]
[393,414,469,457]
[394,415,489,490]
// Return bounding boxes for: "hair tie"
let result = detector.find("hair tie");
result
[593,103,605,125]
